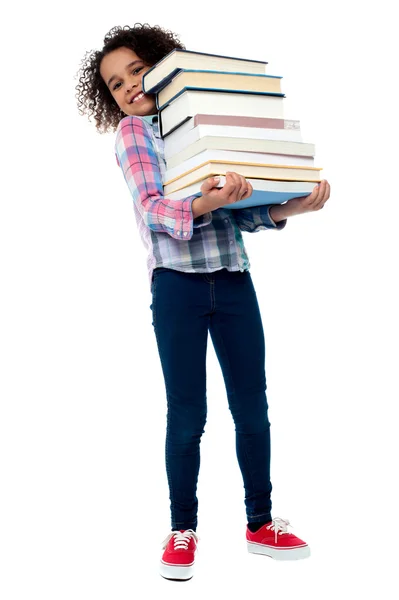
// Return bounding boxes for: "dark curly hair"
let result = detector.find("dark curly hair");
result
[75,23,185,134]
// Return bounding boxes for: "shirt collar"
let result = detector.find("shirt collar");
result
[142,114,159,125]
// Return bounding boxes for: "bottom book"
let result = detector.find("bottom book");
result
[165,176,315,210]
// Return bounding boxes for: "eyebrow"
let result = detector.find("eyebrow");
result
[107,60,142,87]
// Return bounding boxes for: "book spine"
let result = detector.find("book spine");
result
[158,87,285,111]
[192,115,299,130]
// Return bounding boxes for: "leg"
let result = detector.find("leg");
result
[209,269,272,524]
[151,269,210,531]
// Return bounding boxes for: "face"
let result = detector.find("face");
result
[100,46,157,117]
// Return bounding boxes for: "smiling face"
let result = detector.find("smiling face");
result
[100,46,157,117]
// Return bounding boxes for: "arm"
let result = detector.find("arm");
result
[232,204,288,233]
[231,178,331,231]
[115,116,212,240]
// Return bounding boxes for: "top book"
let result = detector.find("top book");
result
[142,49,268,94]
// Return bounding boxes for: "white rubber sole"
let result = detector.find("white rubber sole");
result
[247,541,311,561]
[159,560,195,580]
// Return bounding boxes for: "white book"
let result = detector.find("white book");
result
[142,48,268,94]
[165,136,316,170]
[165,149,314,182]
[159,90,285,137]
[164,123,303,159]
[166,176,315,209]
[164,162,321,195]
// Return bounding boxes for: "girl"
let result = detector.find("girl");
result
[76,23,330,581]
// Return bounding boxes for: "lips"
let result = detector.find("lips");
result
[130,92,145,104]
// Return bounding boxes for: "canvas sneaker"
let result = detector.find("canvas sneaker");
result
[246,517,310,560]
[160,529,199,580]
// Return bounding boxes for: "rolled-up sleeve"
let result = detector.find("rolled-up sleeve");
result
[233,205,287,233]
[115,116,212,239]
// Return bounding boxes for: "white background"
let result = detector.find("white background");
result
[1,0,398,598]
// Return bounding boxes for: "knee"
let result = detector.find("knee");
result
[235,415,270,435]
[230,395,270,435]
[167,406,207,444]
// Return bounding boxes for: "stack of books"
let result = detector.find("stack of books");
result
[142,49,322,209]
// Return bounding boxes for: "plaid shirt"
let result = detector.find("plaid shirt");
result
[114,115,287,291]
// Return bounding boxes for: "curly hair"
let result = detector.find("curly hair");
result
[75,23,185,134]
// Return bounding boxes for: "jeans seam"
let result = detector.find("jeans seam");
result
[151,275,176,527]
[209,317,256,497]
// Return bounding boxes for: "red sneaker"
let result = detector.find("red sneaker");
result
[246,517,310,560]
[160,529,199,580]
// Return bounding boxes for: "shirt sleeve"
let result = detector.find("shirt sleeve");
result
[114,116,212,240]
[232,205,287,233]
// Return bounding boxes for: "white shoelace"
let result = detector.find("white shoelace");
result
[162,529,199,550]
[266,517,292,544]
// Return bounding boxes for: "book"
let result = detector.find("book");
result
[165,148,315,182]
[164,120,304,163]
[165,135,315,169]
[163,161,322,195]
[156,70,283,110]
[165,114,301,141]
[166,176,316,209]
[142,48,268,94]
[159,89,286,137]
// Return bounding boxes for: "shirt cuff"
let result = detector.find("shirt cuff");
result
[193,212,213,228]
[172,195,206,240]
[251,205,287,231]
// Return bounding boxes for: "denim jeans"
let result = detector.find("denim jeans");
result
[150,267,272,531]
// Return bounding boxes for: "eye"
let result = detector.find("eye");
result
[112,67,144,91]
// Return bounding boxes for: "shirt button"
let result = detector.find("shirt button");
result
[224,219,228,223]
[229,241,233,245]
[183,232,188,237]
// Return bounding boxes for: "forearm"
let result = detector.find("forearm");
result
[194,197,294,222]
[192,196,210,219]
[269,203,293,223]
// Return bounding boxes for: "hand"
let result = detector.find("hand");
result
[284,179,331,217]
[200,171,253,211]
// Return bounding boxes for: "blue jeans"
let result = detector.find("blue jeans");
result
[150,267,272,531]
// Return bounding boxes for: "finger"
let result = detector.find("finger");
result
[316,180,329,206]
[238,175,249,199]
[224,172,242,203]
[201,176,221,193]
[312,180,326,203]
[221,172,240,197]
[323,181,330,201]
[319,182,331,208]
[229,172,248,200]
[315,180,330,209]
[242,181,253,199]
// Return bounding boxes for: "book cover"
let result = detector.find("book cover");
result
[157,70,283,110]
[165,137,315,169]
[159,90,286,137]
[164,161,322,195]
[165,149,314,182]
[143,48,268,94]
[166,176,315,209]
[157,85,285,111]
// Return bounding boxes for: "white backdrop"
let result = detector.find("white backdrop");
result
[1,1,398,598]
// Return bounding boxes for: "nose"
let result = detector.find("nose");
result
[126,77,139,93]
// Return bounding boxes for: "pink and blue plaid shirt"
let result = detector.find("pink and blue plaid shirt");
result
[114,114,287,291]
